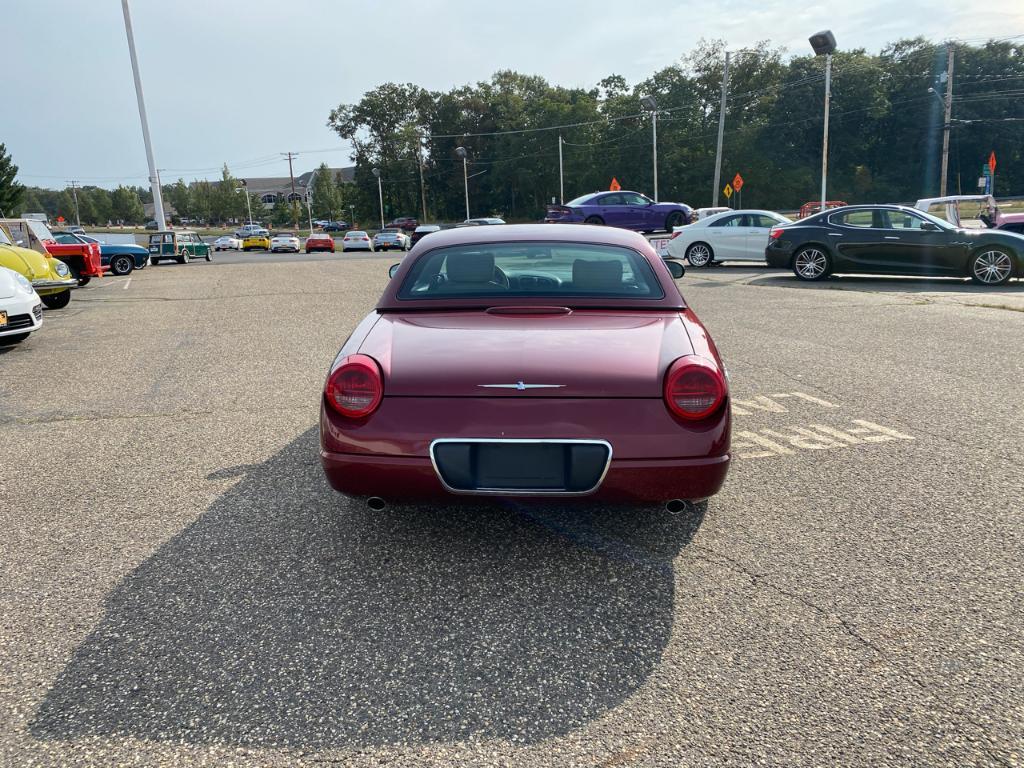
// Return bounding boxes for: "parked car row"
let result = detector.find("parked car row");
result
[655,196,1023,286]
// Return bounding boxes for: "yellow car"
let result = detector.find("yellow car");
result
[0,225,77,309]
[242,230,271,251]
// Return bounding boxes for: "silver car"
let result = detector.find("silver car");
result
[372,228,410,252]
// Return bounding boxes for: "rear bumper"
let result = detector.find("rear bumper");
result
[765,241,795,268]
[321,449,729,504]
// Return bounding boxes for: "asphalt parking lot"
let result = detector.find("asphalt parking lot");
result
[1,256,1022,767]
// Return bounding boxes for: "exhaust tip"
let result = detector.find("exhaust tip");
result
[367,496,387,512]
[665,499,689,515]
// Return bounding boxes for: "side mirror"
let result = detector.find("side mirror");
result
[389,263,401,279]
[920,222,940,232]
[666,260,685,279]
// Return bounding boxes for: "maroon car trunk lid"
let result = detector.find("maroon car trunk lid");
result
[364,311,693,398]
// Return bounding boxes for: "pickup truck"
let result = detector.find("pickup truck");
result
[0,218,103,286]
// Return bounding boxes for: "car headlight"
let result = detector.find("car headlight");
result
[55,261,71,277]
[15,272,35,294]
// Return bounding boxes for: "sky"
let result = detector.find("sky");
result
[5,0,1023,190]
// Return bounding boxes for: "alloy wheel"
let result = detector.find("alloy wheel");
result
[687,244,711,267]
[972,250,1012,284]
[794,248,828,279]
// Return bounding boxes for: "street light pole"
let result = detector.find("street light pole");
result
[455,146,470,219]
[121,0,166,230]
[821,53,832,210]
[372,168,384,230]
[809,30,837,212]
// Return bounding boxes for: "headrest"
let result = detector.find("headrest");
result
[446,251,495,283]
[572,259,623,291]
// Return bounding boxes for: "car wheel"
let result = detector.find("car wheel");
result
[205,251,212,262]
[686,242,713,267]
[584,216,604,225]
[41,290,72,309]
[177,249,190,264]
[665,211,686,230]
[0,331,31,344]
[969,248,1013,285]
[792,246,831,281]
[150,256,160,266]
[77,276,91,287]
[136,259,146,270]
[110,254,134,276]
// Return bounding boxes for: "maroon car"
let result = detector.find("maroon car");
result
[320,224,731,508]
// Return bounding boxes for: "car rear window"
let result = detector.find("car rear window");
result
[397,242,664,301]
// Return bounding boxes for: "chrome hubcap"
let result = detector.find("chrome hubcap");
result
[795,249,827,278]
[973,250,1011,284]
[689,245,710,266]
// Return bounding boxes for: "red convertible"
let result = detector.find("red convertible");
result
[320,224,731,509]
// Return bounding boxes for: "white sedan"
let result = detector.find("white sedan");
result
[666,209,792,266]
[0,266,43,344]
[213,235,242,251]
[341,231,374,252]
[270,232,301,253]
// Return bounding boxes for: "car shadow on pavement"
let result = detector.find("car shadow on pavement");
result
[31,427,704,749]
[750,273,1024,293]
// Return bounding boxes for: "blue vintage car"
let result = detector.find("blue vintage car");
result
[53,231,149,275]
[544,191,692,233]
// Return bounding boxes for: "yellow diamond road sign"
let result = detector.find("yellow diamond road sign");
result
[723,184,733,199]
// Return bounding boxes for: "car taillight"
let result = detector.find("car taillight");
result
[670,231,682,239]
[663,355,726,421]
[325,354,383,418]
[362,237,369,241]
[768,226,785,240]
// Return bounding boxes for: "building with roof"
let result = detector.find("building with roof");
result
[214,166,356,210]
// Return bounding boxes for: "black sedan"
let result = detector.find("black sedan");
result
[766,205,1023,286]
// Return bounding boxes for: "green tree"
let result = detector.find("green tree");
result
[310,163,342,220]
[0,143,25,216]
[269,195,292,228]
[16,188,44,217]
[111,186,145,224]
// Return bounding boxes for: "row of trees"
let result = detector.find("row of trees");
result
[9,162,355,229]
[17,182,148,225]
[328,36,1024,222]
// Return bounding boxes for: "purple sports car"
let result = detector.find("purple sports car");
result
[545,190,692,232]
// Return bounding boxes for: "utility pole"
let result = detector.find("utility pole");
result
[121,0,166,230]
[282,151,298,227]
[940,44,955,197]
[66,180,81,226]
[713,50,730,207]
[558,134,564,204]
[418,143,428,222]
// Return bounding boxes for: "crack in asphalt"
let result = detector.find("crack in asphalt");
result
[689,543,1014,768]
[0,407,312,426]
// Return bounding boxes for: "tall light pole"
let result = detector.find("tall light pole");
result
[809,30,837,211]
[455,146,470,220]
[372,167,384,229]
[713,51,730,207]
[121,0,166,229]
[641,95,659,202]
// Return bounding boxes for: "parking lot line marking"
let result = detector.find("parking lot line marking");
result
[123,278,132,290]
[778,392,839,408]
